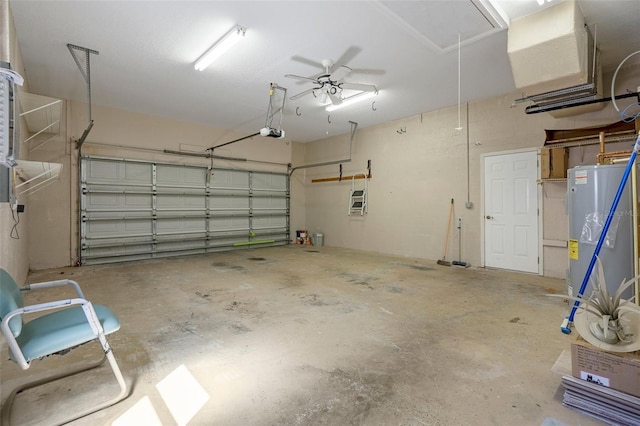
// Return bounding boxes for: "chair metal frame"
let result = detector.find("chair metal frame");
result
[0,274,128,425]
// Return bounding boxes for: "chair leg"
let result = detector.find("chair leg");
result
[1,344,129,426]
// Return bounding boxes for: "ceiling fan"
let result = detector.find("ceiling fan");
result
[285,58,377,106]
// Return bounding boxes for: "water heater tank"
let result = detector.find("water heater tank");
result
[567,164,634,300]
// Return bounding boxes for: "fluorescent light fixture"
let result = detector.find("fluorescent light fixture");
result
[472,0,509,29]
[194,25,246,71]
[325,90,378,112]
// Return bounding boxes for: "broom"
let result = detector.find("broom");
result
[437,199,454,266]
[452,217,470,267]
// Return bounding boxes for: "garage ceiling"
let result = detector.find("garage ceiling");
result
[9,0,640,143]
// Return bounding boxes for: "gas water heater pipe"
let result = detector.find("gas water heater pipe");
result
[612,155,640,306]
[561,133,640,333]
[289,121,357,176]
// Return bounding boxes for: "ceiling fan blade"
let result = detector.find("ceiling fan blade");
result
[285,74,319,83]
[335,46,362,68]
[328,92,342,105]
[340,82,377,92]
[291,55,324,70]
[290,88,316,100]
[329,65,351,82]
[350,68,386,76]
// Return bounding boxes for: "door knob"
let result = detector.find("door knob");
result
[486,215,493,220]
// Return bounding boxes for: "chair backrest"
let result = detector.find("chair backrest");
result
[0,269,24,337]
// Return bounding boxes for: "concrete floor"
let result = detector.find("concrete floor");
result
[1,246,604,426]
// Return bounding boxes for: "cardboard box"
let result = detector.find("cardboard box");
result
[541,147,569,179]
[571,336,640,398]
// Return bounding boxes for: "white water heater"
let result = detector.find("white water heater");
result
[566,164,634,299]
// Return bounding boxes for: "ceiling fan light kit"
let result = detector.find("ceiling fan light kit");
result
[194,25,246,71]
[286,57,378,110]
[325,90,378,112]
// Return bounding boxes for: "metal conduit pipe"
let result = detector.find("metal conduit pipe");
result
[525,91,640,115]
[163,149,247,162]
[79,142,288,166]
[289,121,357,176]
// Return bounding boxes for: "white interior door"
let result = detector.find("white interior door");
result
[484,151,539,273]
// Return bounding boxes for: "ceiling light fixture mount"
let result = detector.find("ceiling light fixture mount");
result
[194,25,246,71]
[325,90,378,112]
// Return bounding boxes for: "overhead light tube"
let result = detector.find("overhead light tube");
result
[194,25,246,71]
[325,90,378,112]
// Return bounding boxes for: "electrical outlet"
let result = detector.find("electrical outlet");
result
[16,204,24,213]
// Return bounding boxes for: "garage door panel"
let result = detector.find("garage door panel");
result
[87,160,152,184]
[209,234,248,247]
[253,172,286,190]
[209,216,250,230]
[253,216,287,229]
[156,194,206,209]
[86,218,153,234]
[88,211,152,220]
[81,157,288,264]
[212,170,249,189]
[85,193,152,209]
[156,164,206,185]
[253,196,287,210]
[156,240,207,252]
[83,243,153,261]
[212,195,250,211]
[156,217,206,233]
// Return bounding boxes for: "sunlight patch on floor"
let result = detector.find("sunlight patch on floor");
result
[156,364,210,425]
[112,396,163,426]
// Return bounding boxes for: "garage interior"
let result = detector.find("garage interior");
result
[1,0,640,425]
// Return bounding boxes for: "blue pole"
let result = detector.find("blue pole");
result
[561,134,640,334]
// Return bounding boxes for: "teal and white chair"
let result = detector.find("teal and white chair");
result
[0,268,128,425]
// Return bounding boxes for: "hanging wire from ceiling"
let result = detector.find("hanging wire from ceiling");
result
[455,33,463,131]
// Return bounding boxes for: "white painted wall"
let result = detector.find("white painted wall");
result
[23,102,70,270]
[0,0,30,283]
[296,68,639,278]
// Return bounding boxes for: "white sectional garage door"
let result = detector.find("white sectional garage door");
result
[80,156,289,265]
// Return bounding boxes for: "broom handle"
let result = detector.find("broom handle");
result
[443,199,454,258]
[458,217,462,260]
